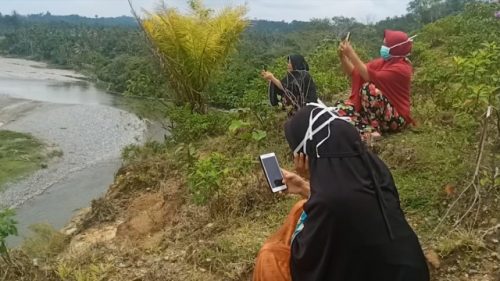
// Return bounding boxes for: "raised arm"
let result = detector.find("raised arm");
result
[340,41,369,81]
[338,43,354,76]
[261,70,285,92]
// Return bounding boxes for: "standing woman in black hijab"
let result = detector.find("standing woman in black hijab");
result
[253,105,429,281]
[261,55,318,115]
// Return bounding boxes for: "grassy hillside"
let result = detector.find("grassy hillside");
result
[1,2,499,281]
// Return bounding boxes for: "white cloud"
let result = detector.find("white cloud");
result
[0,0,411,22]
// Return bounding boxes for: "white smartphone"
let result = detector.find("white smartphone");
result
[259,153,287,193]
[344,32,351,42]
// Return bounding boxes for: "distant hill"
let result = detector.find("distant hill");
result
[0,12,137,28]
[0,12,314,31]
[26,13,137,27]
[0,12,315,36]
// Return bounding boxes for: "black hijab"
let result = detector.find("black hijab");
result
[288,54,309,71]
[285,105,426,281]
[269,55,317,113]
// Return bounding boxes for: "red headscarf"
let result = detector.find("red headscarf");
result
[348,30,414,124]
[385,29,413,56]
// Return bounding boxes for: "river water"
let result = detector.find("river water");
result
[0,57,165,246]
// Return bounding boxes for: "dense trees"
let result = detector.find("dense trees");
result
[407,0,476,24]
[0,15,167,97]
[0,0,480,110]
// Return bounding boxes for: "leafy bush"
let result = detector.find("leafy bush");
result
[412,3,500,114]
[167,105,232,143]
[306,41,353,102]
[0,209,17,262]
[411,41,455,108]
[228,119,267,143]
[208,53,260,109]
[188,153,228,205]
[452,42,500,112]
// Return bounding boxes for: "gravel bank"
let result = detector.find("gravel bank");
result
[0,57,85,82]
[0,95,146,208]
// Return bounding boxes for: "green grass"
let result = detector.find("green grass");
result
[375,118,478,233]
[0,130,46,192]
[70,89,489,278]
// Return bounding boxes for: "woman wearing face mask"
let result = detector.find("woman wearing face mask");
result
[252,105,429,281]
[337,30,415,140]
[261,55,318,116]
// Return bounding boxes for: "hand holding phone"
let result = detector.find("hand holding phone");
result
[343,32,351,42]
[259,153,287,192]
[282,169,310,199]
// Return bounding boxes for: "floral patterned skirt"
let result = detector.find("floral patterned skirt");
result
[336,83,406,135]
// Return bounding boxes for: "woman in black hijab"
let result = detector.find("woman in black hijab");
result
[261,55,318,115]
[286,105,429,281]
[253,105,429,281]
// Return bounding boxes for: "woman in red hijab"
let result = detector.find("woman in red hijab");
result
[337,30,415,140]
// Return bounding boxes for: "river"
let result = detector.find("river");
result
[0,57,165,246]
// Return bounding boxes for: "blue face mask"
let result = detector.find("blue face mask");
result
[380,45,391,60]
[379,35,417,61]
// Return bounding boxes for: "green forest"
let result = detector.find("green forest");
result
[0,0,499,280]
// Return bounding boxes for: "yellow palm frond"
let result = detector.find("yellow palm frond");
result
[139,0,248,112]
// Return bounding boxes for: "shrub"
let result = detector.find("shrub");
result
[0,208,17,263]
[188,153,228,205]
[167,105,232,143]
[452,42,500,112]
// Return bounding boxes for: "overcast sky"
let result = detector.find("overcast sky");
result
[0,0,412,23]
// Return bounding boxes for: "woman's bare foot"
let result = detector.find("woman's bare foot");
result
[362,131,382,146]
[371,131,382,141]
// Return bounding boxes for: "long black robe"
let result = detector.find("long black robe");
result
[269,55,318,112]
[285,105,429,281]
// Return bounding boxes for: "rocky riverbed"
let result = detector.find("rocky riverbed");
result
[0,56,148,244]
[0,96,145,208]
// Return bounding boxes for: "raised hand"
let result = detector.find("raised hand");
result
[293,153,310,179]
[260,70,274,81]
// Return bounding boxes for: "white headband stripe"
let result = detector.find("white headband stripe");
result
[293,103,352,156]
